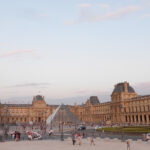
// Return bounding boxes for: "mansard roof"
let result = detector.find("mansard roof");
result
[113,82,135,93]
[35,95,44,101]
[89,96,100,105]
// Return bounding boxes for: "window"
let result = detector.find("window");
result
[136,115,138,122]
[126,116,127,122]
[129,116,131,122]
[144,114,147,122]
[140,115,142,122]
[132,115,134,122]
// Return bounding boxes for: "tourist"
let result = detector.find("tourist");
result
[90,136,95,146]
[27,132,33,140]
[11,131,15,140]
[82,132,85,138]
[15,132,20,141]
[48,129,54,136]
[78,133,82,145]
[127,140,130,150]
[72,133,76,145]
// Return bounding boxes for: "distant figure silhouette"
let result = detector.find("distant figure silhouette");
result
[127,140,130,150]
[90,136,95,146]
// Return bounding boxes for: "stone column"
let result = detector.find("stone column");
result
[130,115,133,125]
[134,115,137,124]
[146,114,149,125]
[142,114,144,125]
[138,114,141,125]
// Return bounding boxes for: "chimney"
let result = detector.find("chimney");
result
[124,81,128,92]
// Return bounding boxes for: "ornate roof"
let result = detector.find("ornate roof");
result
[34,95,44,101]
[89,96,100,105]
[112,82,135,93]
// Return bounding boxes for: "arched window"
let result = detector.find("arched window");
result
[140,115,142,122]
[144,114,147,122]
[136,115,138,122]
[132,115,134,122]
[125,116,127,122]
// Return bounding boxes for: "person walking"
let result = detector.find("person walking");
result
[78,133,82,146]
[90,136,95,146]
[48,129,54,136]
[127,140,130,150]
[72,133,76,145]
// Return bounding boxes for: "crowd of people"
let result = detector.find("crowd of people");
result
[72,132,95,146]
[11,131,21,141]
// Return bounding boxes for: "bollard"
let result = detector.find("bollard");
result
[113,138,119,142]
[87,137,91,142]
[137,139,142,143]
[104,137,110,142]
[96,137,101,141]
[67,137,71,141]
[126,139,133,143]
[147,140,150,144]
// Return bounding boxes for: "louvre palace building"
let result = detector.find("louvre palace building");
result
[0,95,58,125]
[0,81,150,126]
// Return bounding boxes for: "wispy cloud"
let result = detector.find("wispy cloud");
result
[0,49,35,58]
[9,83,51,88]
[98,3,110,9]
[66,5,142,24]
[143,13,150,17]
[39,13,49,17]
[134,81,150,95]
[142,0,150,6]
[92,5,142,22]
[79,3,91,8]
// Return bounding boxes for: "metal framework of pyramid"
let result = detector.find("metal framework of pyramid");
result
[46,104,81,127]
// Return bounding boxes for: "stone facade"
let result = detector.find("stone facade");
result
[71,81,150,125]
[0,95,57,124]
[0,81,150,126]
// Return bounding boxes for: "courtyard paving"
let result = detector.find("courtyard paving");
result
[0,139,150,150]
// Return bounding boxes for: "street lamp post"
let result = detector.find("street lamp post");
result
[50,110,53,130]
[120,104,124,142]
[3,105,9,141]
[60,105,65,141]
[61,108,64,141]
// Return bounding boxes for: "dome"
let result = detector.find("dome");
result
[35,95,44,101]
[112,82,135,93]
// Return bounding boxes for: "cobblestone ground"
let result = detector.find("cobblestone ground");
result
[0,139,150,150]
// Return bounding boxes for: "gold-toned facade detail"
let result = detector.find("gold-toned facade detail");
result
[0,95,57,124]
[0,81,150,126]
[71,81,150,125]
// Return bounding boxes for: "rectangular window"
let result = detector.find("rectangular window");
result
[144,115,147,122]
[136,115,138,122]
[126,116,127,122]
[140,115,142,122]
[132,115,134,122]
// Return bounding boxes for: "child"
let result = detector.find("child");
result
[90,136,95,146]
[127,140,130,150]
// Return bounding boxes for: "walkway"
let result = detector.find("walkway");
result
[0,139,149,150]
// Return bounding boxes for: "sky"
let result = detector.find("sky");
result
[0,0,150,104]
